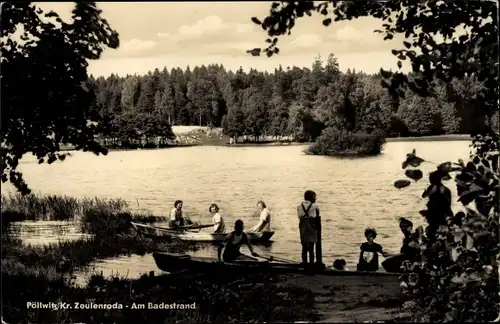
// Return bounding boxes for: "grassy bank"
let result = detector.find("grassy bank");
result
[2,231,317,323]
[3,260,318,324]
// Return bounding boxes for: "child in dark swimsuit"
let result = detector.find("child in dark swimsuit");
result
[218,220,258,262]
[357,228,388,272]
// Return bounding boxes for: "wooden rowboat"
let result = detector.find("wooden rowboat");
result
[152,252,402,277]
[130,221,275,243]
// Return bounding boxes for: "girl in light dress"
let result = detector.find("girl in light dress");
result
[209,203,226,233]
[249,200,271,232]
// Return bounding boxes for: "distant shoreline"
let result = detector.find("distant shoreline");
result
[385,134,471,142]
[58,134,472,152]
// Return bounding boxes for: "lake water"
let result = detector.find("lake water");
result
[3,141,471,279]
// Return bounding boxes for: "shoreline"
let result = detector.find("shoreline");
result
[2,193,407,323]
[385,134,471,142]
[59,134,472,152]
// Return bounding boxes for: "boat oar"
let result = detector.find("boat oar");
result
[183,224,213,231]
[155,224,213,230]
[254,253,295,264]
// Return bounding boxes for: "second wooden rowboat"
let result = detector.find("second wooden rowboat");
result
[152,252,403,277]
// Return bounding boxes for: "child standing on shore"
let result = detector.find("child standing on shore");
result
[356,228,389,272]
[297,190,319,269]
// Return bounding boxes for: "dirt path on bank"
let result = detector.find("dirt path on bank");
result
[277,273,410,323]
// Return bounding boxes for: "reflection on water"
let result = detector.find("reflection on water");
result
[73,245,276,286]
[5,141,470,277]
[8,221,91,245]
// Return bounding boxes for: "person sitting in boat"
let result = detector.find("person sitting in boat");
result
[356,228,389,272]
[249,200,271,232]
[169,200,194,228]
[297,190,319,269]
[218,220,258,262]
[209,203,225,233]
[381,217,420,273]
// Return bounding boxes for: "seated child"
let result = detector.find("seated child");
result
[357,228,388,272]
[332,258,349,271]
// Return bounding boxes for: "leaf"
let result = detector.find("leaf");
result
[419,209,429,217]
[397,60,402,69]
[394,179,411,189]
[251,17,262,25]
[405,169,423,181]
[468,183,484,193]
[45,11,59,18]
[465,234,474,250]
[322,18,332,26]
[453,228,465,243]
[246,48,261,56]
[402,150,425,169]
[458,184,483,205]
[450,247,460,262]
[451,274,464,284]
[403,41,411,49]
[437,162,452,172]
[482,265,493,275]
[465,207,486,220]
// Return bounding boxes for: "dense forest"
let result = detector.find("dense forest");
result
[86,53,496,147]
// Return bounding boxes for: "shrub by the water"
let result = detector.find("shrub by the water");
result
[394,134,499,322]
[307,127,386,156]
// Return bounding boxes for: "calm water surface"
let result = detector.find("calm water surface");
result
[3,141,470,278]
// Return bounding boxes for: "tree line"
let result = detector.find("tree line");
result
[87,53,496,147]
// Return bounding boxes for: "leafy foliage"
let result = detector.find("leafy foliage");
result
[1,3,119,194]
[394,134,499,322]
[251,1,498,131]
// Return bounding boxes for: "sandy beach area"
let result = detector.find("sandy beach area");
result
[277,273,408,322]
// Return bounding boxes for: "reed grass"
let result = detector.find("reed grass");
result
[1,193,128,221]
[1,193,166,236]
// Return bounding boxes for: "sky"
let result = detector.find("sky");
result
[37,1,416,77]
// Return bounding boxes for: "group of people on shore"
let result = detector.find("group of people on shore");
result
[352,217,419,273]
[167,191,420,272]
